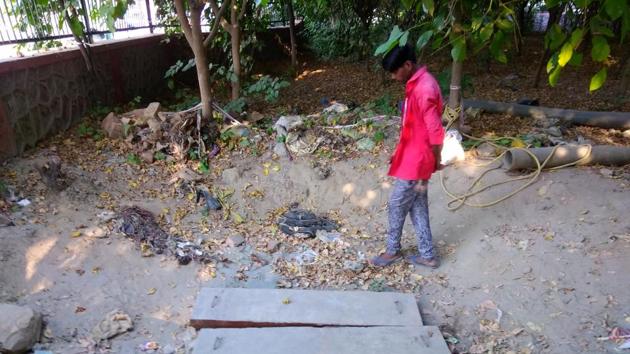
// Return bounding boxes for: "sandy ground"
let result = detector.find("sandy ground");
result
[1,131,629,353]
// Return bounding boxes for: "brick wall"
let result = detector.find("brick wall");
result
[0,35,174,160]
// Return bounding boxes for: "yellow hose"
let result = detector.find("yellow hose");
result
[440,105,592,210]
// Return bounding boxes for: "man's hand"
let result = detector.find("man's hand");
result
[432,144,443,171]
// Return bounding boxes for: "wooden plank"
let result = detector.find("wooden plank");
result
[190,288,422,329]
[192,326,451,354]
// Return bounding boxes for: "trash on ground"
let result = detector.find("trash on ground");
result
[90,310,133,341]
[17,199,31,207]
[139,341,160,351]
[598,327,630,350]
[293,248,318,266]
[196,188,222,210]
[441,129,465,165]
[278,208,337,237]
[118,207,212,265]
[316,230,341,243]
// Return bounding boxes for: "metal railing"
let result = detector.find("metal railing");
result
[0,0,159,45]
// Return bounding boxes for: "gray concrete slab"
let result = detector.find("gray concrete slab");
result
[192,326,450,354]
[190,288,422,328]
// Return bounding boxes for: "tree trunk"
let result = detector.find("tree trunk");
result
[175,0,213,121]
[230,2,241,101]
[192,43,213,121]
[448,1,467,131]
[287,0,298,69]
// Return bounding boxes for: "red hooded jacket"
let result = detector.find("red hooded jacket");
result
[388,66,445,181]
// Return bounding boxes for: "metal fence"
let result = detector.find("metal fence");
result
[0,0,158,45]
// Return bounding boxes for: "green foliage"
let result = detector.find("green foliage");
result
[126,153,141,165]
[0,179,7,196]
[154,151,167,161]
[436,70,474,97]
[164,59,196,90]
[543,0,628,91]
[224,98,247,114]
[589,67,607,91]
[10,0,132,50]
[246,75,290,103]
[198,159,210,174]
[373,130,386,143]
[366,93,399,116]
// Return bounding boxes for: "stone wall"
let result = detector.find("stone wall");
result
[0,35,174,160]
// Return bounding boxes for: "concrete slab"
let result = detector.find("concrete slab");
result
[190,288,422,328]
[192,326,450,354]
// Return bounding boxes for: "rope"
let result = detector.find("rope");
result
[439,102,593,210]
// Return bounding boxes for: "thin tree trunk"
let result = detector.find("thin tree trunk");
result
[287,0,297,69]
[174,0,213,120]
[230,1,241,100]
[448,1,467,131]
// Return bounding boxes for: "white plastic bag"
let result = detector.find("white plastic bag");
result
[441,129,465,165]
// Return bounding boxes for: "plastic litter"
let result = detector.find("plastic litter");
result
[294,249,318,266]
[278,208,337,237]
[196,189,222,210]
[316,230,341,243]
[441,129,465,165]
[17,199,31,207]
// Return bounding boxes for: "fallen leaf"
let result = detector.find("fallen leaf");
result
[147,288,157,295]
[92,267,102,274]
[75,306,86,313]
[282,297,291,304]
[71,231,82,238]
[527,321,542,332]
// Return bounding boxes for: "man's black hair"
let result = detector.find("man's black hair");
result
[382,44,417,72]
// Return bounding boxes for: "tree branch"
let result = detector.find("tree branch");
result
[174,0,193,44]
[204,0,230,47]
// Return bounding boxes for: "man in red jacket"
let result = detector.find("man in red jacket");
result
[371,45,444,268]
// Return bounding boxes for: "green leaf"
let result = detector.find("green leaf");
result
[399,31,409,46]
[590,16,616,37]
[480,23,494,42]
[575,0,592,9]
[451,37,466,62]
[471,17,483,31]
[422,0,435,16]
[604,0,625,20]
[569,28,584,48]
[374,26,405,56]
[568,52,583,66]
[432,15,447,31]
[255,0,269,6]
[558,42,573,67]
[589,67,607,91]
[496,18,514,32]
[547,52,559,73]
[548,66,562,86]
[591,36,610,62]
[545,24,566,50]
[416,30,433,50]
[68,17,84,38]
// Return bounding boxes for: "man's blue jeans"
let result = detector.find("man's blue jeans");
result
[386,179,435,259]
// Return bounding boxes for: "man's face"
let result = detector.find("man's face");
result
[390,61,414,83]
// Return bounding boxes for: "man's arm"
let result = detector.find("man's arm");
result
[423,92,445,170]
